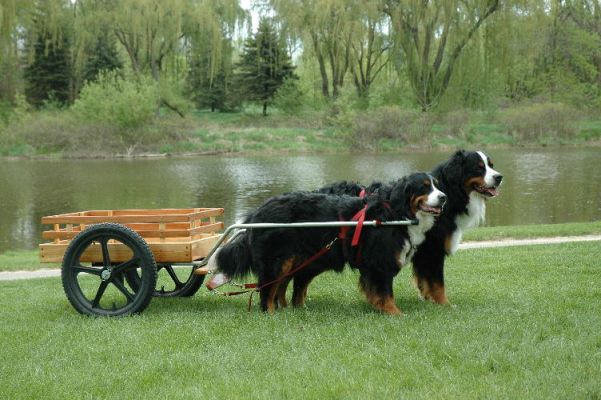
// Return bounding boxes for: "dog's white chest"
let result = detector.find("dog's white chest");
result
[398,214,435,266]
[448,193,486,255]
[397,239,413,267]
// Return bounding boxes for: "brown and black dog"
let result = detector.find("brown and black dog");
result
[208,172,446,315]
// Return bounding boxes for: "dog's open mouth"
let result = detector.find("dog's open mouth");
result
[474,184,499,197]
[419,203,442,215]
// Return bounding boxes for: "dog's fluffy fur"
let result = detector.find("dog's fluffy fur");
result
[316,150,503,305]
[212,172,445,314]
[411,150,502,304]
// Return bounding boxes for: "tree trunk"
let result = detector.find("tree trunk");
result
[263,102,268,116]
[311,33,330,98]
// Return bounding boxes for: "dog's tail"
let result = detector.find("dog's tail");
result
[206,230,253,278]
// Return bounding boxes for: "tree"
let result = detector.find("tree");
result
[348,1,391,99]
[235,18,297,116]
[24,30,71,107]
[83,29,122,83]
[270,0,355,99]
[384,0,500,111]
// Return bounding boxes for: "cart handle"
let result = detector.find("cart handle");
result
[193,219,418,269]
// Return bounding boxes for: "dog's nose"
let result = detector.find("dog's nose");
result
[494,175,503,185]
[438,193,447,205]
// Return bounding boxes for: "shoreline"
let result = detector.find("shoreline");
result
[2,141,600,161]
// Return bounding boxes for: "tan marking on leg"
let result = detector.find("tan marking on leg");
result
[293,276,315,307]
[267,257,296,312]
[360,279,402,315]
[266,284,279,313]
[430,282,449,305]
[379,296,402,315]
[276,277,291,308]
[444,235,453,254]
[413,274,432,300]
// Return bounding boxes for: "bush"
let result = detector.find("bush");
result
[500,102,580,141]
[273,79,305,115]
[345,106,434,149]
[4,110,78,154]
[439,109,471,139]
[72,71,159,144]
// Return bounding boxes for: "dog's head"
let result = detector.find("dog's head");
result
[444,150,503,198]
[389,172,447,218]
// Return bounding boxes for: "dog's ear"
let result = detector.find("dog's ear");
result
[388,178,412,218]
[441,150,465,183]
[450,149,466,167]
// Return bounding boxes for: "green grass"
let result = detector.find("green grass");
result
[463,220,601,242]
[0,241,600,399]
[0,250,57,272]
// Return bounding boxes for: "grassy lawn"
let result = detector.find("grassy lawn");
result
[1,221,599,272]
[1,241,600,399]
[462,220,601,242]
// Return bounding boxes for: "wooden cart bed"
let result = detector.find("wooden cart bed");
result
[39,208,224,263]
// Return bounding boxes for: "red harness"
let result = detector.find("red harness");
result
[339,205,368,246]
[213,191,393,310]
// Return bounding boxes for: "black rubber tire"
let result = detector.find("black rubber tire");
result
[61,223,157,317]
[127,263,205,297]
[154,265,205,297]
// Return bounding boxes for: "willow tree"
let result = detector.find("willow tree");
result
[0,0,67,102]
[384,0,500,111]
[75,0,244,114]
[186,0,247,111]
[270,0,354,98]
[564,0,601,98]
[348,1,391,99]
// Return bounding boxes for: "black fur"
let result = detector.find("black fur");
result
[412,150,501,303]
[215,172,439,314]
[318,150,501,304]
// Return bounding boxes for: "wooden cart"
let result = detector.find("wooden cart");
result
[39,208,224,316]
[41,208,417,317]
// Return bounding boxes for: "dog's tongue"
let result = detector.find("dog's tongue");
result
[421,205,441,214]
[486,187,499,197]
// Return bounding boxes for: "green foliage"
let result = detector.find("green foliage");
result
[500,102,580,141]
[24,31,71,107]
[342,105,435,150]
[72,71,158,132]
[83,29,123,83]
[235,18,297,115]
[272,78,306,115]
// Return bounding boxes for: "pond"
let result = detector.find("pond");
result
[1,147,600,252]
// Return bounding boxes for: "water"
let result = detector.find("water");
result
[1,148,600,252]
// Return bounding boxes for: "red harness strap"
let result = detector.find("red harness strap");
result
[339,205,367,247]
[213,238,337,310]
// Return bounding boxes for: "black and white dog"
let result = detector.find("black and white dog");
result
[411,150,502,304]
[315,150,502,304]
[208,172,446,315]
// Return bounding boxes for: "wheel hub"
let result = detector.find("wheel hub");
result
[101,269,112,281]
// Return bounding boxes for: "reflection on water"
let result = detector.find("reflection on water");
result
[1,148,600,252]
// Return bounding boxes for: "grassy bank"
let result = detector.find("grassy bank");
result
[1,221,600,272]
[1,104,601,158]
[0,240,600,399]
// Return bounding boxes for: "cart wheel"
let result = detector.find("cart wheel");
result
[154,264,205,297]
[61,223,157,317]
[126,264,205,297]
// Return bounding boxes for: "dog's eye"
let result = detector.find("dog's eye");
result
[423,179,430,186]
[478,161,485,169]
[489,161,494,168]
